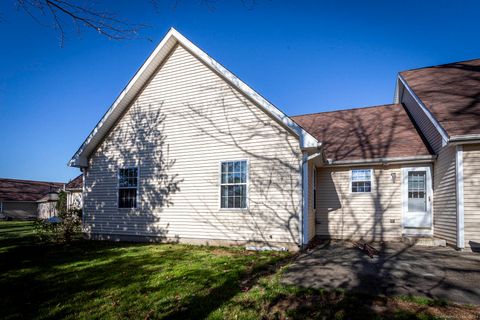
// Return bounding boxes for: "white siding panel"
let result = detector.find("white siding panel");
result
[316,165,403,241]
[463,144,480,250]
[83,44,302,247]
[432,145,457,244]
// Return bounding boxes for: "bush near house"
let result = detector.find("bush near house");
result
[33,191,82,242]
[0,221,478,320]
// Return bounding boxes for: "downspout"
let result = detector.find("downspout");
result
[300,152,309,247]
[300,150,323,247]
[456,145,465,249]
[81,167,86,233]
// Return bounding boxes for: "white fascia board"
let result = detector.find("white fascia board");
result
[449,134,480,144]
[69,28,318,167]
[327,155,436,166]
[397,74,450,145]
[393,76,401,104]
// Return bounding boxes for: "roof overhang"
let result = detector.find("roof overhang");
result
[448,134,480,145]
[68,28,318,168]
[395,74,450,146]
[326,155,436,167]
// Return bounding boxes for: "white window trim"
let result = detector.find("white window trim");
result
[117,166,140,209]
[218,159,249,211]
[350,168,373,193]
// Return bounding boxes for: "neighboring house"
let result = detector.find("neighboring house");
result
[65,174,83,210]
[0,176,84,220]
[69,28,480,251]
[0,178,63,220]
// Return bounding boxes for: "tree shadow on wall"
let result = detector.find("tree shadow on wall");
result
[85,102,183,240]
[179,85,303,248]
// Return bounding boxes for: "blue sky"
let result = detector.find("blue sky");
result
[1,0,479,182]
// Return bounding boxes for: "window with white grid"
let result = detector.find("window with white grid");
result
[118,168,138,208]
[220,160,247,209]
[351,169,372,193]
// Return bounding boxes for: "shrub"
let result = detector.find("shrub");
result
[34,191,82,243]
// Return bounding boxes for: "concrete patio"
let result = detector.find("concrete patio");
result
[281,241,480,305]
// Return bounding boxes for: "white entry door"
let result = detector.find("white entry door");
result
[402,167,432,229]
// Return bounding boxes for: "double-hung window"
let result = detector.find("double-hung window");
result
[351,169,372,193]
[118,168,138,208]
[220,160,247,209]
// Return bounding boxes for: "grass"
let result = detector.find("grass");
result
[0,221,478,320]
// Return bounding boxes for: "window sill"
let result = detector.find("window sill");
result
[218,208,249,212]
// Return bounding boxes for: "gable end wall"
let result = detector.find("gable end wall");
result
[83,44,303,248]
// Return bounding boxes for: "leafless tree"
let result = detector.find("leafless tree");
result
[12,0,150,46]
[7,0,260,46]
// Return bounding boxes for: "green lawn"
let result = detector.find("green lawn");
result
[0,221,477,320]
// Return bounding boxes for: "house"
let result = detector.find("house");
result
[0,175,84,220]
[0,178,63,220]
[65,174,83,210]
[69,28,480,251]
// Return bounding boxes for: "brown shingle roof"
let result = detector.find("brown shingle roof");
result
[291,104,432,162]
[0,178,64,202]
[65,174,83,190]
[400,58,480,137]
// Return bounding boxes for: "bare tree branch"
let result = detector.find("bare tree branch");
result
[14,0,149,46]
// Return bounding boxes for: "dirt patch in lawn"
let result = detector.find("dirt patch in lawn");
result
[390,299,480,320]
[264,292,480,320]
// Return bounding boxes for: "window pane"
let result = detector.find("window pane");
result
[119,168,138,187]
[234,197,241,208]
[352,180,371,193]
[119,188,137,208]
[364,182,371,192]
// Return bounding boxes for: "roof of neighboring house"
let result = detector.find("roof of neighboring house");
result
[400,58,480,138]
[65,174,83,190]
[0,178,64,202]
[291,104,433,162]
[68,28,318,167]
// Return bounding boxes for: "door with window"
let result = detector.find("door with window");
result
[402,167,432,229]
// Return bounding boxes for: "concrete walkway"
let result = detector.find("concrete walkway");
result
[281,241,480,305]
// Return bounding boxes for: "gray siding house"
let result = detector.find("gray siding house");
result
[69,28,480,251]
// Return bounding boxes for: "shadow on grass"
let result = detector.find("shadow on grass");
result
[2,223,478,320]
[0,221,291,319]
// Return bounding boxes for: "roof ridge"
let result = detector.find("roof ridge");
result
[0,177,64,185]
[291,103,400,118]
[400,57,480,74]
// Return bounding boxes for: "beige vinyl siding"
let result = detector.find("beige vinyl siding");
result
[432,145,457,244]
[316,165,403,241]
[84,44,302,247]
[400,85,444,153]
[463,144,480,250]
